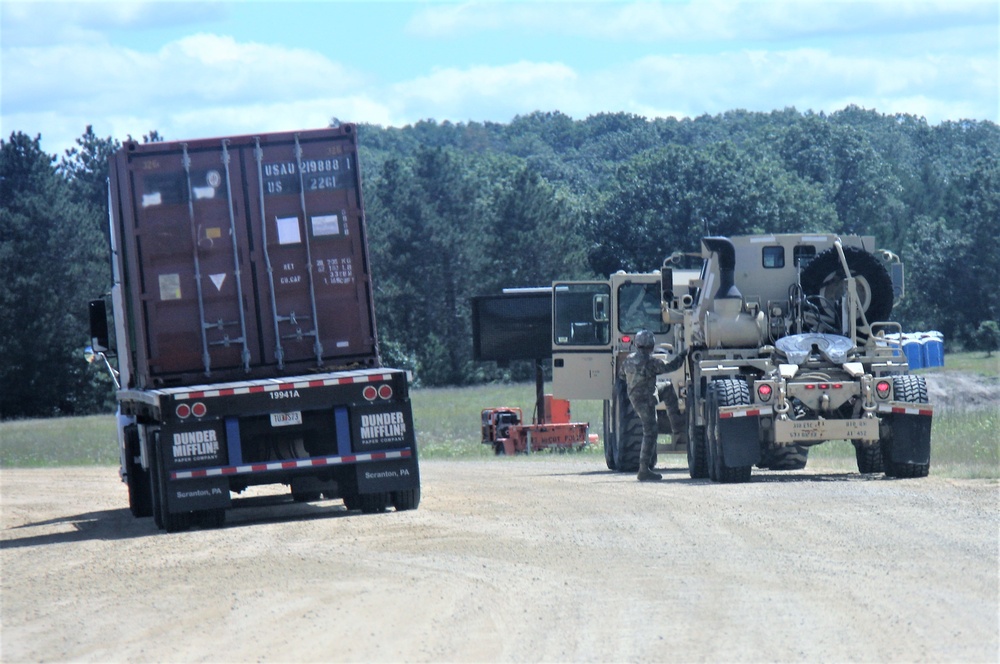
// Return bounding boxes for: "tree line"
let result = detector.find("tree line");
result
[2,107,998,418]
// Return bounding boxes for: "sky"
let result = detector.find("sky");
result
[2,0,998,158]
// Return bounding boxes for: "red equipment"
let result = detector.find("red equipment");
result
[481,396,592,456]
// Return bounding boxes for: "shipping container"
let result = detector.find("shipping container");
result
[91,125,420,532]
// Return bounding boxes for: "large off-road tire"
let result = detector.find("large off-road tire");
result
[612,379,644,473]
[603,400,618,470]
[882,375,931,478]
[800,245,894,335]
[686,387,708,479]
[758,444,810,471]
[124,426,153,518]
[707,379,753,484]
[852,440,883,474]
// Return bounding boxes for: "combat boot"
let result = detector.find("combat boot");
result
[636,438,662,482]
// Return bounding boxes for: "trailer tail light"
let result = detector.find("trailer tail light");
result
[875,380,892,399]
[191,402,207,418]
[378,384,393,400]
[757,384,773,402]
[621,335,632,344]
[363,385,378,401]
[176,403,191,419]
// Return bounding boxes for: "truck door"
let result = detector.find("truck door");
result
[552,282,613,400]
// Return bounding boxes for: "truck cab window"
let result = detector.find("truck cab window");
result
[554,283,611,346]
[618,282,669,334]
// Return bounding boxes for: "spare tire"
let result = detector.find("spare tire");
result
[800,246,894,327]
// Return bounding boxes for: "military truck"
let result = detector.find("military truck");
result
[88,125,420,531]
[551,266,699,471]
[667,233,932,482]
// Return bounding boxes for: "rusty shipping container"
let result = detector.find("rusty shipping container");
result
[108,125,378,388]
[92,125,420,533]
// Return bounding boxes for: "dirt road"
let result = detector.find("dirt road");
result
[2,459,998,663]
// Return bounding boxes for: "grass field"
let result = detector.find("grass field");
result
[1,353,996,478]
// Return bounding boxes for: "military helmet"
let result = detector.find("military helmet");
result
[635,329,656,349]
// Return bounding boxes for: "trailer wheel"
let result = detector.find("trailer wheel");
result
[343,494,361,511]
[708,379,753,484]
[124,426,153,518]
[360,492,389,514]
[852,440,883,474]
[686,388,708,479]
[612,379,644,473]
[800,246,894,335]
[292,491,321,503]
[393,488,420,511]
[881,375,931,478]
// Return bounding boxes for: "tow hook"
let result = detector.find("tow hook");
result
[861,375,877,416]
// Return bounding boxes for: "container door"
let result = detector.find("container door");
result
[552,282,614,400]
[244,131,376,370]
[126,141,259,378]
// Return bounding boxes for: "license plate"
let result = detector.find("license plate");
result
[774,417,879,442]
[270,411,303,427]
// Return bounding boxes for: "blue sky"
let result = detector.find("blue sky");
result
[2,0,997,158]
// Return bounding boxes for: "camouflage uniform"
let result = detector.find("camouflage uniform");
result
[621,330,686,481]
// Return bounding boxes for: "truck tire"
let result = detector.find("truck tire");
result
[759,444,809,471]
[603,400,618,470]
[360,492,389,514]
[686,388,708,479]
[149,436,191,533]
[612,379,644,473]
[882,375,931,478]
[707,379,753,484]
[124,426,153,518]
[800,245,894,333]
[852,440,883,474]
[393,488,420,511]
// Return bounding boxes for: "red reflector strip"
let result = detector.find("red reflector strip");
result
[172,373,396,401]
[877,404,934,417]
[170,449,412,480]
[719,406,772,419]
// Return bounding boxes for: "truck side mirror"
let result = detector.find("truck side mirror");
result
[593,294,609,322]
[89,299,110,352]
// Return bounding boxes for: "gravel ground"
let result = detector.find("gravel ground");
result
[2,458,998,663]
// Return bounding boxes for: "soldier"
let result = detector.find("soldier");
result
[621,329,687,481]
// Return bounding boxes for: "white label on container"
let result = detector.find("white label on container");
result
[159,273,181,300]
[311,214,340,236]
[276,216,301,245]
[142,192,162,208]
[210,274,226,291]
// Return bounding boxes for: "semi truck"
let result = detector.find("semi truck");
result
[88,125,420,531]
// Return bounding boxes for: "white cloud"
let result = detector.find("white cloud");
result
[407,0,997,43]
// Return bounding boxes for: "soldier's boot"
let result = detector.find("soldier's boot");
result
[636,436,662,482]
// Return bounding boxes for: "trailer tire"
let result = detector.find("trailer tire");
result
[343,494,361,511]
[360,492,389,514]
[852,440,884,474]
[800,246,894,333]
[708,379,753,484]
[292,491,321,503]
[393,488,420,511]
[882,375,931,478]
[686,387,708,479]
[124,426,153,518]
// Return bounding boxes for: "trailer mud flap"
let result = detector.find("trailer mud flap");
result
[166,477,231,512]
[357,458,419,493]
[718,415,761,467]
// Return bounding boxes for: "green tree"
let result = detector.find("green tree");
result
[0,132,111,418]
